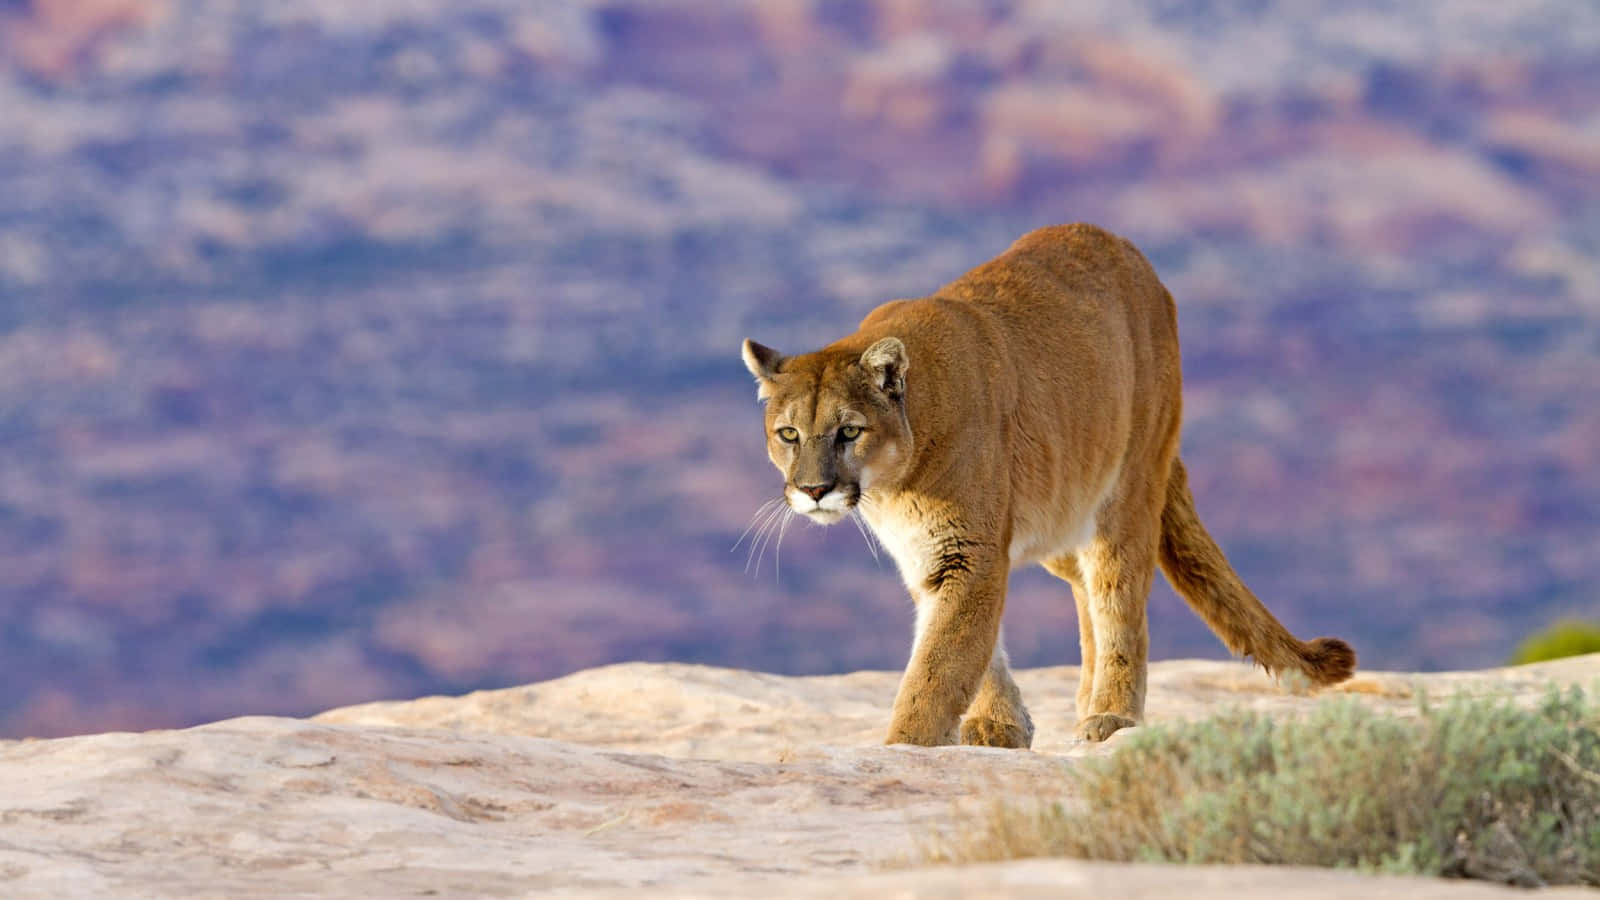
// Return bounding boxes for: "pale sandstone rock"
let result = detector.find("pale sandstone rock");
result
[1,656,1595,898]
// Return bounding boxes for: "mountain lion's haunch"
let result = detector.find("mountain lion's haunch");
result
[741,224,1356,746]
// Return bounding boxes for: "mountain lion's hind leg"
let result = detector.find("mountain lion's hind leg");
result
[1042,555,1095,720]
[1073,517,1158,742]
[960,634,1034,748]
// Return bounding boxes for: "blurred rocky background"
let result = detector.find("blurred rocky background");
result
[1,0,1596,737]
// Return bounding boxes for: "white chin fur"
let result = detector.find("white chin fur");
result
[787,488,852,524]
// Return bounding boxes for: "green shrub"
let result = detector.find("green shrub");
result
[925,689,1600,886]
[1510,621,1600,665]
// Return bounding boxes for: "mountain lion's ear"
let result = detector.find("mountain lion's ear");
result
[742,339,784,399]
[860,337,908,399]
[742,339,784,379]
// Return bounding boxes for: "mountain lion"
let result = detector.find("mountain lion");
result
[741,224,1355,746]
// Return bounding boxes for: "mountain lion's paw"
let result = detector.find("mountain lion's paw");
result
[960,717,1033,749]
[1075,713,1136,742]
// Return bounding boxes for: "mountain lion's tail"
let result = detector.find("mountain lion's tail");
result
[1158,457,1356,686]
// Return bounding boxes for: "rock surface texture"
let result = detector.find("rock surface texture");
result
[3,656,1597,898]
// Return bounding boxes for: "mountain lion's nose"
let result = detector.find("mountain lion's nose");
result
[798,482,833,501]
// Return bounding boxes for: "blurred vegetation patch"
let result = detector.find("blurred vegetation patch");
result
[924,690,1600,886]
[1510,620,1600,665]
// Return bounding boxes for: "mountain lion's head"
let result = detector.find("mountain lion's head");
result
[741,336,913,524]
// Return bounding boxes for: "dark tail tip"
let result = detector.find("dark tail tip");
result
[1304,637,1357,685]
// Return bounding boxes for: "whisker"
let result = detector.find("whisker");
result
[850,509,882,565]
[732,498,784,552]
[743,503,783,572]
[758,496,790,573]
[744,502,785,574]
[736,496,884,578]
[864,516,886,560]
[773,509,794,583]
[745,520,769,574]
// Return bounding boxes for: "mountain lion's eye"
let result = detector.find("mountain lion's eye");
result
[838,425,861,440]
[776,426,799,443]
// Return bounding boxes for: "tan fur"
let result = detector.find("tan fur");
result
[742,224,1355,746]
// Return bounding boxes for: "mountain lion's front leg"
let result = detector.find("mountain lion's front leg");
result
[885,548,1008,746]
[959,635,1034,748]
